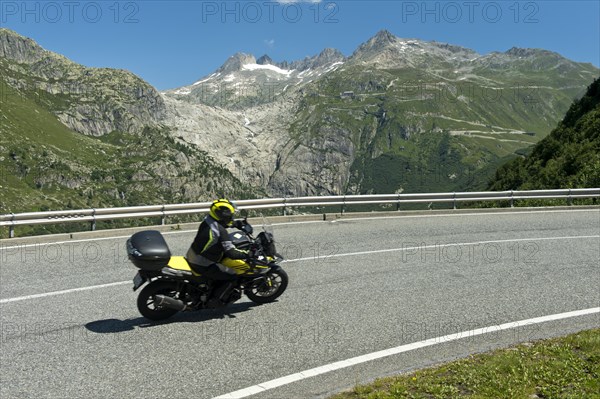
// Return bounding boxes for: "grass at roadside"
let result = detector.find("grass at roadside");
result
[330,328,600,399]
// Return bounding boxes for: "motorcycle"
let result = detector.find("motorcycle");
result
[126,219,288,320]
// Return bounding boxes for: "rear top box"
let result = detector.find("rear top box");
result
[127,230,172,271]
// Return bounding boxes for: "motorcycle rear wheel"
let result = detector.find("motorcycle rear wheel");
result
[137,280,180,321]
[246,268,288,304]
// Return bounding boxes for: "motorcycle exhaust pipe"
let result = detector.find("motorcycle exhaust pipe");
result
[154,295,187,311]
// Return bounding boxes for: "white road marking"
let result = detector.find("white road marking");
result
[0,281,131,304]
[0,208,596,251]
[213,307,600,399]
[1,234,598,305]
[282,235,600,263]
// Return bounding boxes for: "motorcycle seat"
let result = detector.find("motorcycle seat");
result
[167,256,202,277]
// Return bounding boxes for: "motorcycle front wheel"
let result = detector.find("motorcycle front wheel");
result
[137,280,180,321]
[245,268,288,304]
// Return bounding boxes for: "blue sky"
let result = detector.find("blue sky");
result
[2,1,599,90]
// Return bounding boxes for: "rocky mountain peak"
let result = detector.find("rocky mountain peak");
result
[283,47,345,71]
[313,48,346,66]
[256,54,274,65]
[372,29,397,45]
[216,52,257,74]
[351,29,401,60]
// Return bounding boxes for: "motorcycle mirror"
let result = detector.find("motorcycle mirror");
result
[242,221,254,235]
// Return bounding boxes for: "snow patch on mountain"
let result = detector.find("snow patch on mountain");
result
[242,63,294,76]
[192,74,216,86]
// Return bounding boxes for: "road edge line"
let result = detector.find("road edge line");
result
[213,307,600,399]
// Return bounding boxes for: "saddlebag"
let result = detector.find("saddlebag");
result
[126,230,171,271]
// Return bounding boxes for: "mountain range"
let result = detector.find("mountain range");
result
[0,28,598,220]
[162,29,598,195]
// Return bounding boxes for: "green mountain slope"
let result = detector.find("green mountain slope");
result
[0,30,263,222]
[0,80,261,213]
[285,61,595,194]
[488,78,600,190]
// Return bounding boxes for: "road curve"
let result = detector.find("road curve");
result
[1,208,599,398]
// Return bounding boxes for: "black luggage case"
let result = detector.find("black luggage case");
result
[126,230,171,270]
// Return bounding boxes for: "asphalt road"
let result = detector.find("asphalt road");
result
[1,208,599,398]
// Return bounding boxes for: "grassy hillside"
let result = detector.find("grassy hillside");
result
[488,78,600,190]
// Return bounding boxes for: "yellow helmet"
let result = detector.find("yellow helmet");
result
[209,198,236,226]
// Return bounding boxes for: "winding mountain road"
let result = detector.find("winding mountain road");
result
[1,208,599,398]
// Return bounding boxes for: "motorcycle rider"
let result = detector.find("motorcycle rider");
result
[186,198,253,308]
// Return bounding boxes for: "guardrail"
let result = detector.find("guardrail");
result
[1,188,598,238]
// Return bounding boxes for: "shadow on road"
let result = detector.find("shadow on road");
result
[84,301,261,334]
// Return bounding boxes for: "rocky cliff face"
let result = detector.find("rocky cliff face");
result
[160,91,300,195]
[0,28,50,64]
[216,52,258,74]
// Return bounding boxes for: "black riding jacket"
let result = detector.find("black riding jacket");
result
[188,215,248,266]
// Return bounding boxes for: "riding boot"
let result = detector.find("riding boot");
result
[207,281,235,308]
[217,281,236,302]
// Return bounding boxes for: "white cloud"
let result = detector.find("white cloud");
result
[264,39,275,49]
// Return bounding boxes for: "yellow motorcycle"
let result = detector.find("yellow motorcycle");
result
[126,220,288,320]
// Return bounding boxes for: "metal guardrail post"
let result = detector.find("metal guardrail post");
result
[161,205,166,225]
[341,195,346,215]
[510,190,514,208]
[9,213,15,238]
[91,209,96,231]
[568,188,572,206]
[396,193,400,211]
[453,192,457,210]
[283,198,287,216]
